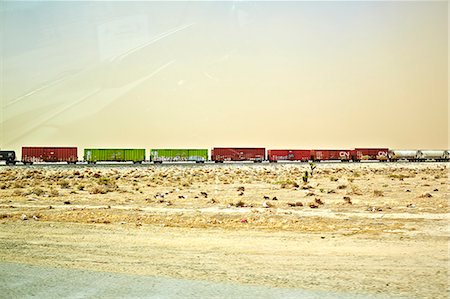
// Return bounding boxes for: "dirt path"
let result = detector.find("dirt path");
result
[0,262,394,299]
[0,221,447,298]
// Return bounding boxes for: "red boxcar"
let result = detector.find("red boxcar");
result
[352,148,389,161]
[311,149,351,161]
[267,150,311,162]
[211,147,265,162]
[22,147,78,164]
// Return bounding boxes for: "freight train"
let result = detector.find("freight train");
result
[0,147,448,165]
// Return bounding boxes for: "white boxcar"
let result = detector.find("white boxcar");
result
[388,150,419,161]
[417,150,449,161]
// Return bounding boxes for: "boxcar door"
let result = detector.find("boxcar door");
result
[44,148,57,162]
[112,150,124,161]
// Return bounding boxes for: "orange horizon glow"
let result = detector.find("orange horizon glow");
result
[1,1,448,151]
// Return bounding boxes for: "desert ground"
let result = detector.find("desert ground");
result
[0,162,448,298]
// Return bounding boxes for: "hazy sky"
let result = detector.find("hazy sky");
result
[1,1,448,152]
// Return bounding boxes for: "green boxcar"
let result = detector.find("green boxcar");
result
[84,149,145,163]
[150,149,208,163]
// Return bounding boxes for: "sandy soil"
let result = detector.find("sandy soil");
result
[0,162,448,298]
[0,262,391,299]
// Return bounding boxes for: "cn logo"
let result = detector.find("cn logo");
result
[339,151,350,159]
[378,151,388,157]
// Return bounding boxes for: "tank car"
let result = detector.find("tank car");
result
[417,150,449,162]
[388,150,419,162]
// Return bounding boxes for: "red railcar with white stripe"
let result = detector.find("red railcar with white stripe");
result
[22,147,78,164]
[267,150,311,162]
[211,147,265,162]
[311,149,352,161]
[352,148,389,161]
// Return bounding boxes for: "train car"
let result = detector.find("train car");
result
[0,150,16,165]
[352,148,389,162]
[22,147,77,164]
[311,149,351,162]
[417,150,449,162]
[150,149,208,163]
[388,150,419,162]
[211,147,265,162]
[84,148,145,164]
[267,150,311,162]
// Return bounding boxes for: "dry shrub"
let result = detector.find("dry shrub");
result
[235,200,246,207]
[388,174,410,180]
[31,188,44,196]
[13,182,24,189]
[94,176,118,192]
[13,189,24,196]
[419,193,432,198]
[90,186,109,194]
[48,189,59,197]
[98,177,114,186]
[182,181,191,187]
[337,184,347,190]
[58,180,70,189]
[343,196,352,204]
[373,190,384,197]
[315,198,324,205]
[277,180,298,189]
[349,185,363,195]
